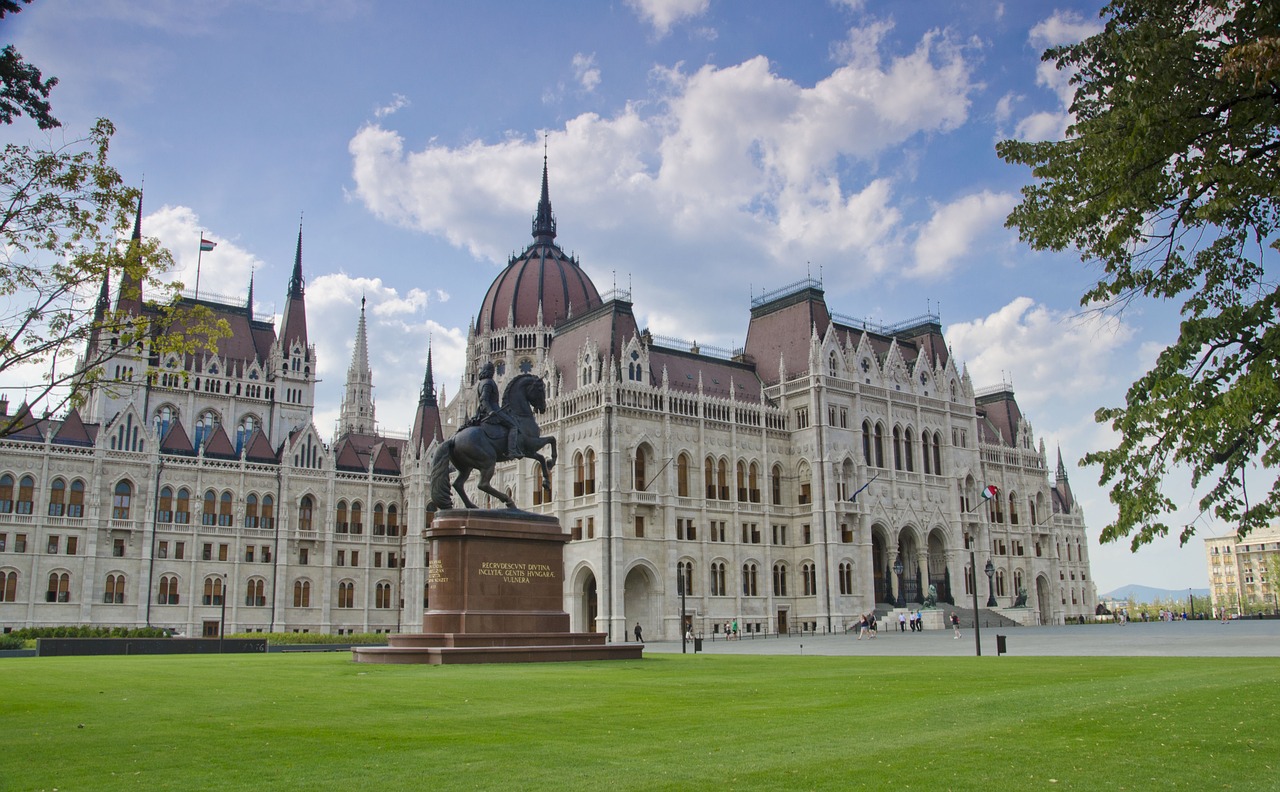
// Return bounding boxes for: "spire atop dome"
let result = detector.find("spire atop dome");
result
[420,345,438,407]
[532,146,557,243]
[338,296,374,435]
[288,220,305,298]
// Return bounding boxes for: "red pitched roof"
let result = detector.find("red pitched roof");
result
[201,423,237,459]
[160,419,195,455]
[51,409,94,447]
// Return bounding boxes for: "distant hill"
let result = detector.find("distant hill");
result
[1102,584,1210,603]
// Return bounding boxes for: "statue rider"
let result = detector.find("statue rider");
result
[474,361,521,459]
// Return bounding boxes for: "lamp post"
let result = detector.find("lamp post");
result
[893,555,905,608]
[218,573,227,654]
[1188,588,1195,620]
[984,559,997,608]
[967,534,981,657]
[677,573,687,654]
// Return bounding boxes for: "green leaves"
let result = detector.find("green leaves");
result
[1000,0,1280,546]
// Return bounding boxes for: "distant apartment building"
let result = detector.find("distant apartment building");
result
[1204,524,1280,616]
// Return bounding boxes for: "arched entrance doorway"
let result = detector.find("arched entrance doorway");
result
[623,564,657,640]
[1036,574,1052,625]
[575,571,598,633]
[871,526,890,603]
[926,528,952,604]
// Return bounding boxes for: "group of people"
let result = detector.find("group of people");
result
[853,613,878,639]
[896,610,926,632]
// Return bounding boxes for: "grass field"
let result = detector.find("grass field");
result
[3,652,1276,791]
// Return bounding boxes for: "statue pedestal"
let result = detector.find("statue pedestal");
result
[353,510,641,665]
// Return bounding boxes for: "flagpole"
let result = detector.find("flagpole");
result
[195,231,204,300]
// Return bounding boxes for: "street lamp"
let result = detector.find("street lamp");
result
[893,555,905,608]
[966,533,981,657]
[218,573,228,654]
[984,559,997,608]
[677,573,687,654]
[1188,588,1195,620]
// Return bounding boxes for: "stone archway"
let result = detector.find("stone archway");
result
[1036,574,1053,625]
[871,525,891,603]
[571,566,598,633]
[623,564,658,640]
[926,528,952,604]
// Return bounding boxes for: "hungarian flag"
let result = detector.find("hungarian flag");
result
[199,238,217,252]
[981,484,998,501]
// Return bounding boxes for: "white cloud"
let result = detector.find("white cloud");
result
[572,53,601,93]
[374,93,410,118]
[946,296,1133,412]
[143,205,262,304]
[1011,11,1103,142]
[626,0,710,37]
[910,190,1017,278]
[348,25,978,345]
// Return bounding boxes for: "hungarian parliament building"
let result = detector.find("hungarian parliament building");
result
[0,165,1097,640]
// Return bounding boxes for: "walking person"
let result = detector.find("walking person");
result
[899,612,907,632]
[634,622,643,643]
[951,611,961,638]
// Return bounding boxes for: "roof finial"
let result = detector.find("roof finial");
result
[532,138,557,242]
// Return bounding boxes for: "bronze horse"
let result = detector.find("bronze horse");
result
[429,373,557,510]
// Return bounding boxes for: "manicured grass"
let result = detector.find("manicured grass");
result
[2,653,1275,790]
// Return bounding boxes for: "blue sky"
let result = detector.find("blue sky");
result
[2,0,1221,595]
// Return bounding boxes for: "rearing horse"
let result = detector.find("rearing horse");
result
[429,373,557,510]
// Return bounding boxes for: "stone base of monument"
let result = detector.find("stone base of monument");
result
[352,509,642,665]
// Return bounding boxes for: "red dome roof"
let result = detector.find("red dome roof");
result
[475,159,601,332]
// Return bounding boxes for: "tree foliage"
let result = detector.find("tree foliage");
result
[0,0,59,129]
[0,119,229,436]
[997,0,1280,549]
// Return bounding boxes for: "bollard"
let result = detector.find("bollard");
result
[996,634,1007,655]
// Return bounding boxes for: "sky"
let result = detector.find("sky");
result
[1,0,1228,595]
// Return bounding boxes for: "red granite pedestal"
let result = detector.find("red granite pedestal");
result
[352,510,642,665]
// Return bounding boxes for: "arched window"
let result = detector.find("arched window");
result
[1008,493,1019,525]
[16,475,33,514]
[46,571,71,602]
[736,461,747,502]
[299,496,314,531]
[676,453,690,498]
[48,478,66,516]
[748,462,760,503]
[677,561,694,595]
[3,474,19,513]
[112,480,132,520]
[802,563,817,596]
[202,489,217,525]
[157,486,174,523]
[772,562,788,596]
[373,503,386,535]
[0,570,18,602]
[771,465,783,505]
[261,495,274,529]
[873,423,885,468]
[903,428,914,473]
[634,447,647,491]
[838,562,853,595]
[585,449,597,495]
[704,456,716,500]
[741,563,758,597]
[797,462,812,505]
[862,420,873,465]
[245,578,266,607]
[376,581,393,609]
[922,431,932,474]
[245,494,259,528]
[932,432,942,474]
[574,453,586,497]
[335,500,349,533]
[351,501,363,534]
[175,488,191,524]
[716,459,728,501]
[68,479,85,517]
[996,569,1007,598]
[194,409,219,449]
[828,350,839,378]
[158,575,180,605]
[386,503,397,536]
[710,562,726,596]
[892,426,903,471]
[337,580,355,609]
[293,579,311,608]
[103,573,126,604]
[203,576,225,605]
[218,491,233,526]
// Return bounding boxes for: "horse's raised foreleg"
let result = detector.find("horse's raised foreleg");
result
[476,463,517,510]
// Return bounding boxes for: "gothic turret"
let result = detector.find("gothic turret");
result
[279,224,309,354]
[409,346,444,458]
[338,297,375,435]
[115,194,144,315]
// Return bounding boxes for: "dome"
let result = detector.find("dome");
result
[475,160,601,333]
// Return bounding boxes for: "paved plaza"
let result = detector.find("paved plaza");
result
[640,618,1280,657]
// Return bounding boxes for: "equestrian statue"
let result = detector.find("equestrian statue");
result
[428,364,557,511]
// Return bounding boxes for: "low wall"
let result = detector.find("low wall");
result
[36,638,267,657]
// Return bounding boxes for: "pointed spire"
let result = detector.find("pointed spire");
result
[115,192,144,315]
[1056,446,1068,481]
[338,296,374,435]
[289,221,305,298]
[245,273,255,317]
[420,346,438,407]
[531,145,557,243]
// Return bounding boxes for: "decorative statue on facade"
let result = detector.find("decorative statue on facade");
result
[429,371,557,511]
[1013,587,1029,608]
[923,584,938,608]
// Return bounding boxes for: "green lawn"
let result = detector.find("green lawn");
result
[2,653,1274,791]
